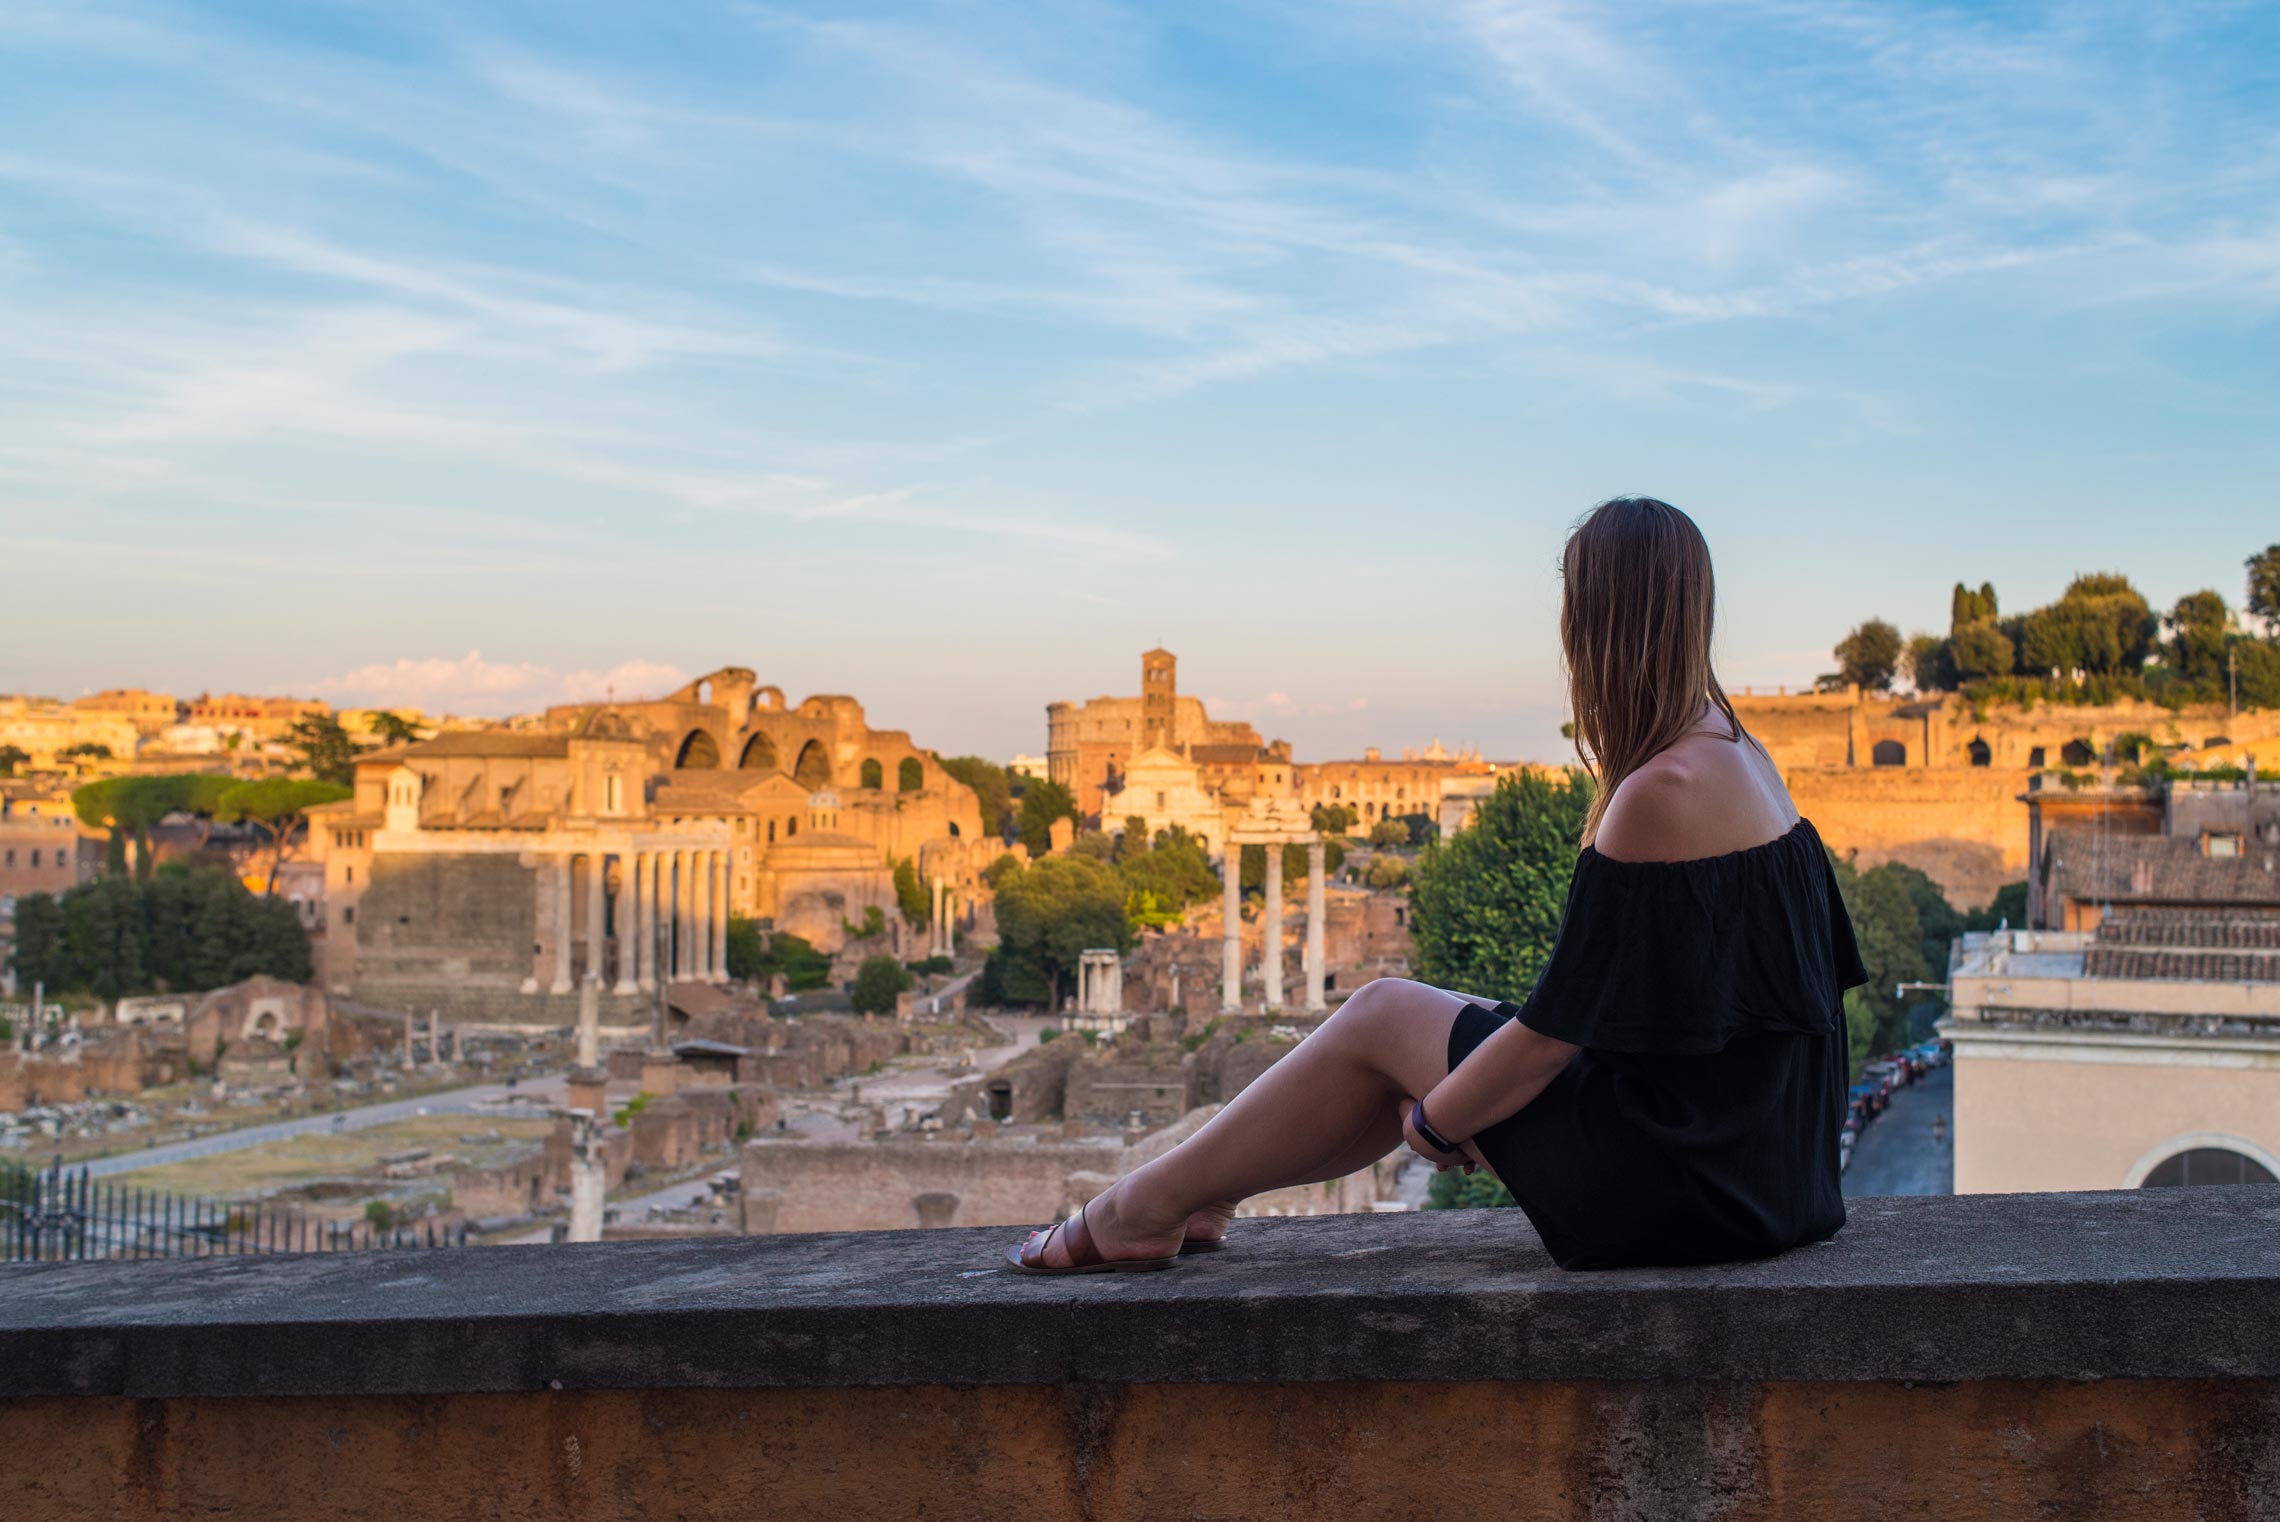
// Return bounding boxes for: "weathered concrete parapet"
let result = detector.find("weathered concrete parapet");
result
[2,1189,2277,1519]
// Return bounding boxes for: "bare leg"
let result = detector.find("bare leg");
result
[1026,979,1486,1266]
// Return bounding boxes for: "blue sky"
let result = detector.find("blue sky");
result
[2,1,2276,761]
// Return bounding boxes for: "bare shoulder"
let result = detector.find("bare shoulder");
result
[1594,734,1798,863]
[1593,754,1705,863]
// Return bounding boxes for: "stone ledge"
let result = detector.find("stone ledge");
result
[3,1188,2277,1401]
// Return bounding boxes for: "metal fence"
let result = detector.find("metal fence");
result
[1,1156,468,1263]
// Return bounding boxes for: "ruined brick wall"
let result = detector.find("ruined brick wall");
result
[1785,766,2033,910]
[1063,1044,1193,1127]
[739,1137,1117,1233]
[350,852,637,1026]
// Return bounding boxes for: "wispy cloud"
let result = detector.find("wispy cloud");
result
[308,652,693,717]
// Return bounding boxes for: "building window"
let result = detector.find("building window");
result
[605,775,623,814]
[2205,833,2243,859]
[1155,791,1166,809]
[1967,738,1991,767]
[29,849,39,868]
[3,849,11,867]
[1871,739,1907,767]
[342,907,355,925]
[2027,746,2046,768]
[2141,1147,2276,1187]
[345,866,354,884]
[767,821,776,843]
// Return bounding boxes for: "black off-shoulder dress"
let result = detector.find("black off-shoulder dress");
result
[1447,816,1868,1271]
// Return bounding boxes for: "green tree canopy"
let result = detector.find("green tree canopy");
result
[2164,589,2232,690]
[983,854,1132,1007]
[850,953,915,1016]
[1368,819,1409,848]
[2020,573,2155,678]
[364,710,426,747]
[1017,776,1080,857]
[1834,618,1904,691]
[8,863,311,1000]
[213,777,352,890]
[72,774,241,878]
[1904,633,1953,693]
[891,856,928,927]
[1825,853,1930,1073]
[1950,581,1999,627]
[1115,825,1219,914]
[1950,618,2015,681]
[938,756,1015,839]
[1311,802,1358,835]
[2247,545,2280,630]
[0,744,27,777]
[1409,769,1594,1001]
[287,713,359,786]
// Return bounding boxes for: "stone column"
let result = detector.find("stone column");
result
[1221,846,1242,1012]
[567,1113,605,1245]
[691,852,712,985]
[635,851,656,991]
[672,851,693,982]
[613,853,639,995]
[711,851,730,983]
[1263,842,1285,1010]
[1306,838,1327,1012]
[401,1009,413,1069]
[584,849,607,987]
[576,973,599,1070]
[1077,956,1091,1014]
[550,855,573,995]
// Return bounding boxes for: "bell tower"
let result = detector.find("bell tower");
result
[1140,648,1177,753]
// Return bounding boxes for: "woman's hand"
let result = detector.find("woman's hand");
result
[1401,1097,1475,1173]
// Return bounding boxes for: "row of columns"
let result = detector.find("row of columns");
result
[546,846,730,994]
[1220,837,1328,1014]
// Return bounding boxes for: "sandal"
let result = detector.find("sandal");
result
[1179,1233,1228,1255]
[1005,1200,1180,1275]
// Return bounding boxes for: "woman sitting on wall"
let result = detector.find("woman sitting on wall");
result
[1010,496,1864,1273]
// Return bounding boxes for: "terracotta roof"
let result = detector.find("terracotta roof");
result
[2084,906,2280,981]
[400,732,571,760]
[2043,828,2280,910]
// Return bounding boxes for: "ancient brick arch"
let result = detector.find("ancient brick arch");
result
[860,758,883,789]
[676,729,721,769]
[738,731,779,771]
[793,739,832,789]
[898,757,924,792]
[1871,739,1906,767]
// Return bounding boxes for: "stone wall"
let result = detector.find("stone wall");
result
[351,852,655,1027]
[5,1192,2275,1522]
[1786,765,2032,909]
[739,1136,1119,1233]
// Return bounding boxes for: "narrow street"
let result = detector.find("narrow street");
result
[1842,1065,1955,1198]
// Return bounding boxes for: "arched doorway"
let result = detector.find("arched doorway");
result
[898,756,924,792]
[1871,739,1906,767]
[738,732,778,771]
[2141,1148,2277,1187]
[1967,737,1991,767]
[2061,738,2096,767]
[793,739,831,789]
[675,729,720,769]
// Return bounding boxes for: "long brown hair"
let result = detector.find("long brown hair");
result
[1560,497,1747,845]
